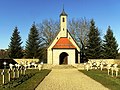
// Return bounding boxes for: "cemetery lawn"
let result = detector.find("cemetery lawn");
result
[80,70,120,90]
[0,69,51,90]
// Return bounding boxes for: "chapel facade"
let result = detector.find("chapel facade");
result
[47,9,80,65]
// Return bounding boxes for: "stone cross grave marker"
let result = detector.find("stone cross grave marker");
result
[34,64,37,69]
[107,64,111,75]
[1,69,5,84]
[16,68,19,78]
[113,64,119,77]
[7,69,11,81]
[23,67,26,75]
[20,67,23,75]
[111,67,114,77]
[9,63,14,70]
[38,64,42,71]
[100,63,103,71]
[85,64,90,71]
[28,64,31,68]
[12,68,15,78]
[115,68,119,77]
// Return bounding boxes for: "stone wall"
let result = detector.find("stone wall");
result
[88,59,120,65]
[14,59,39,65]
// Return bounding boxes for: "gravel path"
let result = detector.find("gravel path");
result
[35,69,109,90]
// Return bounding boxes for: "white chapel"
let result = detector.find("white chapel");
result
[47,9,80,65]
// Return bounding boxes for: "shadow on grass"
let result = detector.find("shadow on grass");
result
[0,69,51,90]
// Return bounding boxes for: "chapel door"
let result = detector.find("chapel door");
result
[59,52,68,65]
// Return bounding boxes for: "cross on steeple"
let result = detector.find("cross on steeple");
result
[60,5,68,16]
[63,4,64,12]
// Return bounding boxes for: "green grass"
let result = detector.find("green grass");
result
[0,69,51,90]
[80,69,120,90]
[14,69,51,90]
[118,65,120,68]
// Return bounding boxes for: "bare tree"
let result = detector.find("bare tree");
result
[68,18,90,48]
[38,18,90,48]
[37,19,60,62]
[37,19,60,47]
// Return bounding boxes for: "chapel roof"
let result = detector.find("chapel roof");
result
[52,37,76,49]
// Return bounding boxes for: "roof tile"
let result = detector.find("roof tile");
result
[53,38,76,49]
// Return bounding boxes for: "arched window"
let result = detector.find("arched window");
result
[63,18,65,22]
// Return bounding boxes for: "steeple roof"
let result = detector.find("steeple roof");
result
[60,8,68,16]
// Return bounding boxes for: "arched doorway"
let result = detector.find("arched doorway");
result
[59,52,68,65]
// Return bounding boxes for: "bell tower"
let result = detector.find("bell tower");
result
[60,8,68,37]
[47,8,80,65]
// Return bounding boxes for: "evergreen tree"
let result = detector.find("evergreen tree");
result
[8,27,23,58]
[103,26,118,59]
[86,19,102,59]
[25,23,41,58]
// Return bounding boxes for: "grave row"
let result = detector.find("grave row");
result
[9,63,42,70]
[1,63,43,84]
[84,61,119,77]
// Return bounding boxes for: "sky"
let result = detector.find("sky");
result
[0,0,120,52]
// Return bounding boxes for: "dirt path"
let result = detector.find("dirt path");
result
[35,69,109,90]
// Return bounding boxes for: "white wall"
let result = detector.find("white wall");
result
[53,49,76,65]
